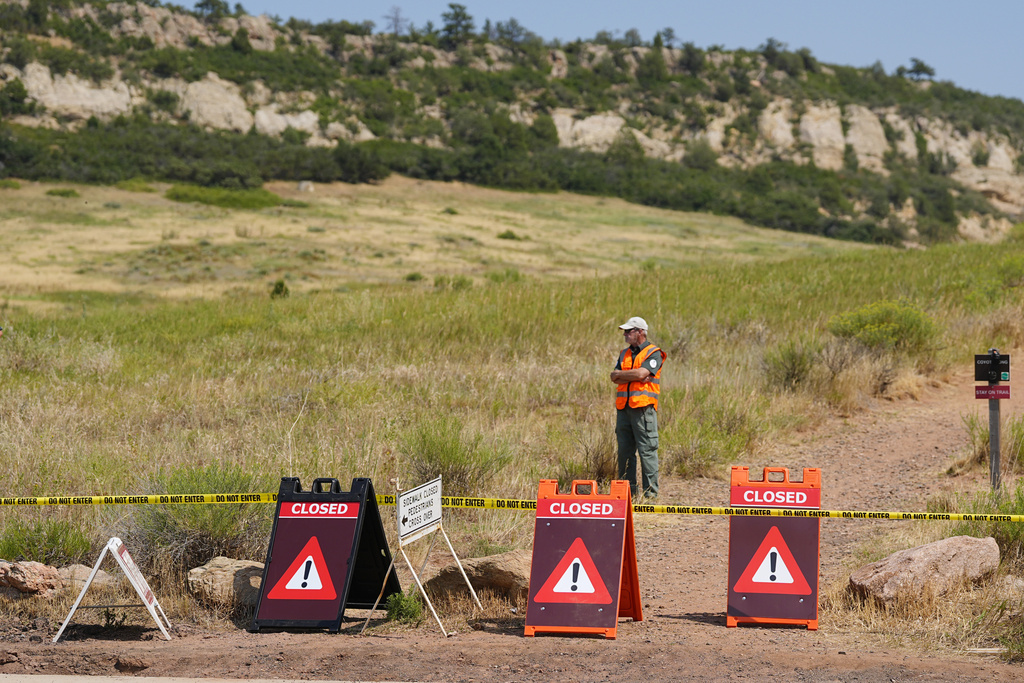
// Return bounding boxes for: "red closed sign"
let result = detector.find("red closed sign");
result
[729,486,820,508]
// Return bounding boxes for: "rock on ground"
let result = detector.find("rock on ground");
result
[425,549,531,602]
[848,535,999,604]
[187,556,264,608]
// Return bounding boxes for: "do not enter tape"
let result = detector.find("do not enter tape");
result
[1,493,1022,524]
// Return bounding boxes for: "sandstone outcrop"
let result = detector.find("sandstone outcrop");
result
[19,62,132,121]
[179,73,252,132]
[845,105,888,172]
[799,103,845,170]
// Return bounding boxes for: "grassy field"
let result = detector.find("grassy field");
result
[0,176,862,303]
[2,177,1024,643]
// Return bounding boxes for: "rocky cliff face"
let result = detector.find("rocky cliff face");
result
[1,1,1022,238]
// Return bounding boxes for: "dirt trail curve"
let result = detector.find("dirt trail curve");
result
[2,370,1023,682]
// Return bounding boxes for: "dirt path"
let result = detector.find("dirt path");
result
[3,370,1023,682]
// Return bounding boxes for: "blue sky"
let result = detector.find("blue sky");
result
[236,1,1024,103]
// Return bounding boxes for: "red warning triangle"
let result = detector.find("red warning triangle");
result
[266,536,337,601]
[534,537,612,604]
[733,526,811,595]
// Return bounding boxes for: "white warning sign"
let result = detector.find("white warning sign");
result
[552,559,596,594]
[285,556,323,590]
[750,547,794,584]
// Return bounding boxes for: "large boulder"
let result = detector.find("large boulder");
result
[187,556,263,608]
[59,564,115,590]
[425,549,531,602]
[849,536,999,605]
[0,560,63,598]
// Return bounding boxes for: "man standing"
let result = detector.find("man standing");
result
[610,316,665,499]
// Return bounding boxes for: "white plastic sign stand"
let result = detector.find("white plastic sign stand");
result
[361,477,481,637]
[54,537,172,643]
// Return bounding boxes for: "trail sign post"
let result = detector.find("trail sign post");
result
[975,350,1010,490]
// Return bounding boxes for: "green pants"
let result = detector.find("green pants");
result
[616,406,659,499]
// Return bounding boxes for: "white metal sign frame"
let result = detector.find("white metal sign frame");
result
[54,537,172,643]
[397,476,443,543]
[362,477,481,637]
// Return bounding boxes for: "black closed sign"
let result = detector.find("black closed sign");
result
[975,354,1010,382]
[251,477,399,632]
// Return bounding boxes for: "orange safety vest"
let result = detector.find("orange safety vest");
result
[616,343,666,410]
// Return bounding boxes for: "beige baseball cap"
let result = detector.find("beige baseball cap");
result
[618,316,648,331]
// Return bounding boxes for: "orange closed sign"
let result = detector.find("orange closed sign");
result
[727,467,821,630]
[525,480,642,639]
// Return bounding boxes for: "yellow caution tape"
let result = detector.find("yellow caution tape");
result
[2,493,1022,523]
[0,493,277,506]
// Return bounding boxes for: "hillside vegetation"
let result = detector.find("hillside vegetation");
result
[1,0,1023,245]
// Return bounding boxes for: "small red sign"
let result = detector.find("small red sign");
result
[733,526,812,595]
[730,486,821,508]
[266,536,337,601]
[533,537,612,604]
[976,386,1011,399]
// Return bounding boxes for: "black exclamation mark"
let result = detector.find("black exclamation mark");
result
[301,559,312,588]
[769,551,777,582]
[570,561,580,591]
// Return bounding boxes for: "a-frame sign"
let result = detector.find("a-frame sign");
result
[251,477,400,632]
[525,480,642,639]
[727,467,820,629]
[54,537,171,643]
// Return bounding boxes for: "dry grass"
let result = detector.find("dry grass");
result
[820,574,1015,653]
[819,517,1022,654]
[0,177,861,305]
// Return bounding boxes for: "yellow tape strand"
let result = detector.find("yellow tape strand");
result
[2,493,1022,524]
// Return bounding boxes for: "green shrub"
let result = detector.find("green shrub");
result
[404,272,424,282]
[385,590,423,623]
[0,179,21,189]
[0,518,91,565]
[270,279,290,299]
[165,185,282,209]
[662,387,766,477]
[46,188,80,198]
[400,415,511,496]
[997,255,1024,289]
[827,300,937,354]
[497,229,522,240]
[763,340,818,391]
[555,431,617,488]
[117,462,274,572]
[115,178,157,192]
